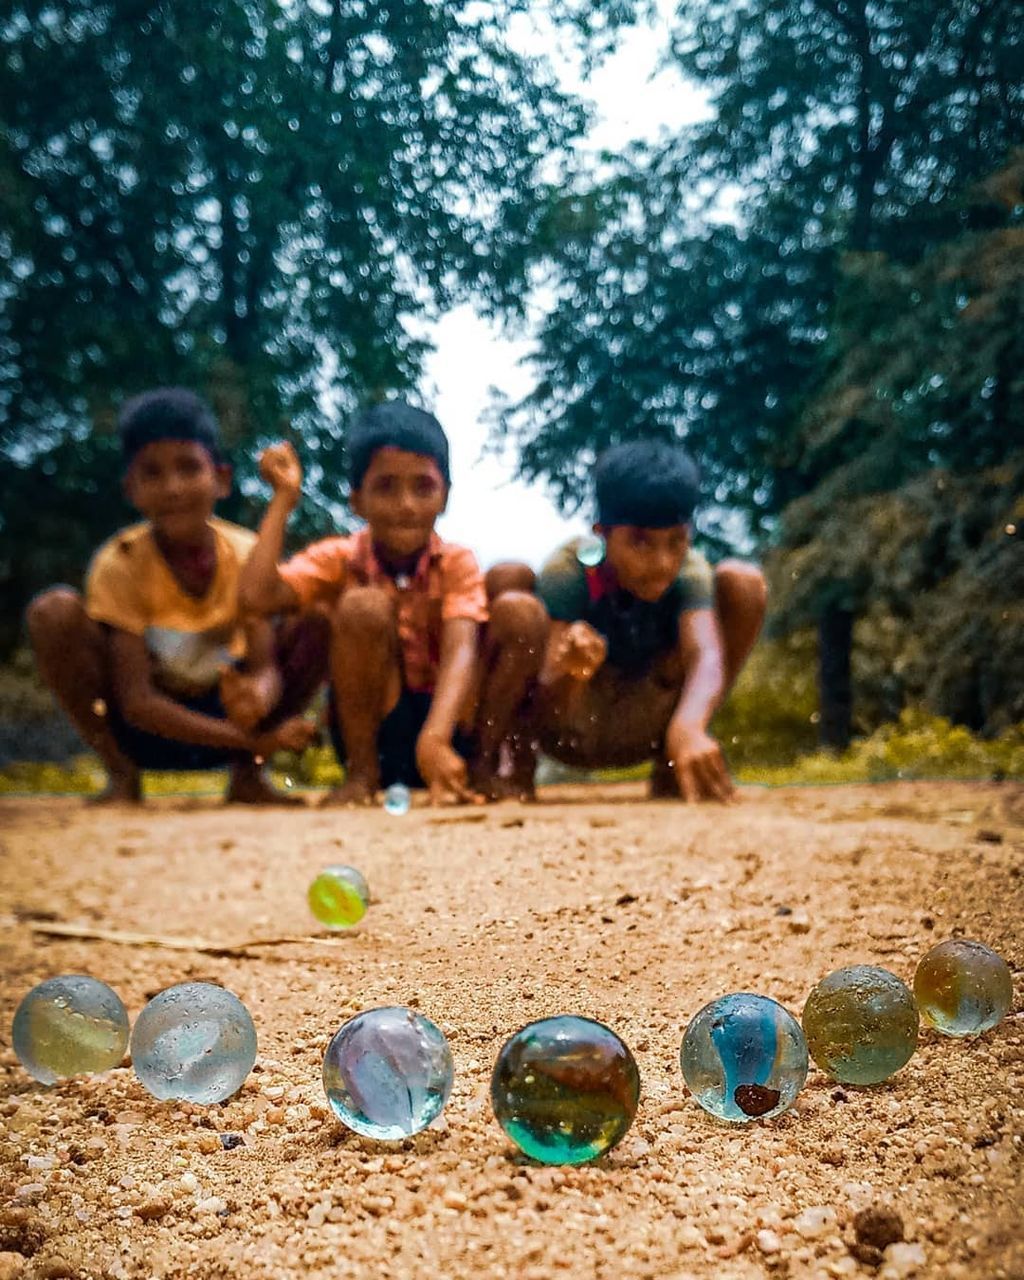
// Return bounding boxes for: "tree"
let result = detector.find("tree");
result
[0,0,644,648]
[768,157,1024,734]
[496,0,1024,742]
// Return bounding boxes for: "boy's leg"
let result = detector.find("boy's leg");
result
[223,609,331,803]
[322,587,402,806]
[650,559,767,797]
[25,588,142,803]
[269,608,332,720]
[471,588,548,800]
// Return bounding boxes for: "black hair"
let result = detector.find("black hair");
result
[594,439,700,528]
[347,399,450,491]
[118,388,222,467]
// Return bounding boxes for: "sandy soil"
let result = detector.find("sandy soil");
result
[0,781,1022,1280]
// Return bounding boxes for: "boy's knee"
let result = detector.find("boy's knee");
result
[333,586,396,637]
[486,561,536,601]
[715,560,767,612]
[488,590,548,649]
[25,586,86,642]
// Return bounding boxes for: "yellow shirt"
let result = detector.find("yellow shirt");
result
[85,517,257,697]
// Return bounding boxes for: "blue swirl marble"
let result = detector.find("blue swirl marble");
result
[681,993,808,1122]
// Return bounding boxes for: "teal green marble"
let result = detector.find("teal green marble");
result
[490,1015,640,1165]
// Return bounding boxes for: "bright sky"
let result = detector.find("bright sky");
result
[432,3,709,570]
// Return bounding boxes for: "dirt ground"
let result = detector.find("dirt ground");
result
[0,780,1022,1280]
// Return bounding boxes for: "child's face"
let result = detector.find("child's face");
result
[600,523,690,602]
[351,447,448,559]
[123,440,230,541]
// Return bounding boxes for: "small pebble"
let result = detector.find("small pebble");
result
[879,1242,927,1279]
[756,1229,782,1255]
[793,1205,836,1239]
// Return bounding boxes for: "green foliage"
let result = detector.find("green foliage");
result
[711,632,820,770]
[0,0,644,646]
[740,710,1024,787]
[496,0,1024,532]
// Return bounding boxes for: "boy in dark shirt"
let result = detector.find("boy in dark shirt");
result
[500,440,766,802]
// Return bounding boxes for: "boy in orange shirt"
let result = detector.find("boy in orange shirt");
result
[241,401,543,805]
[26,389,319,803]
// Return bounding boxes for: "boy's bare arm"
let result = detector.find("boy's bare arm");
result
[237,443,303,616]
[417,617,481,803]
[110,630,310,756]
[665,608,732,803]
[537,620,606,721]
[219,616,283,732]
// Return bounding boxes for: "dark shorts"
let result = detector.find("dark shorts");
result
[326,688,474,790]
[109,687,236,772]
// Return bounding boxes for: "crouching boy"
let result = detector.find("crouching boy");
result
[499,440,767,802]
[27,389,320,803]
[240,401,532,806]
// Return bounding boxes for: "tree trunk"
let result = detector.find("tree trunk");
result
[818,605,853,751]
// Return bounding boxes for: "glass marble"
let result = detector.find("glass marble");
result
[12,975,129,1084]
[575,535,606,568]
[307,864,370,929]
[490,1015,640,1165]
[383,783,411,816]
[131,982,257,1104]
[323,1006,453,1139]
[914,939,1013,1037]
[802,966,919,1085]
[681,993,808,1122]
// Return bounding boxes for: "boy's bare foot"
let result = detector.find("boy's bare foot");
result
[88,770,143,805]
[320,776,378,807]
[226,762,304,805]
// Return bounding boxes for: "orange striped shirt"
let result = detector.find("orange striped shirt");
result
[280,528,487,692]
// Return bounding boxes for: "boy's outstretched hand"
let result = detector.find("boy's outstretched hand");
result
[259,441,303,508]
[220,666,279,731]
[549,621,608,682]
[253,715,316,758]
[665,720,735,804]
[416,732,483,806]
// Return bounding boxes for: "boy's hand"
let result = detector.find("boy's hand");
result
[252,715,315,758]
[416,731,481,806]
[220,667,278,732]
[550,622,607,682]
[259,442,303,508]
[665,721,735,804]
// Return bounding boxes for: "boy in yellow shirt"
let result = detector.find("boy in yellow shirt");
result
[26,389,319,803]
